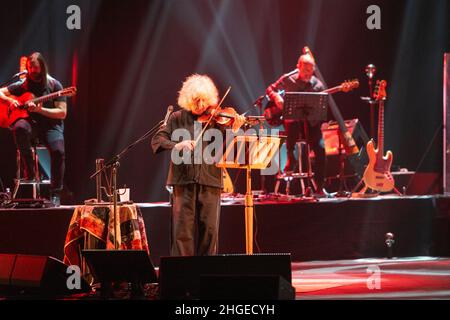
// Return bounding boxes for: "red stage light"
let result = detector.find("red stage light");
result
[19,56,27,79]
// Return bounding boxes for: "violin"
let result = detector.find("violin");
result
[197,106,264,127]
[192,87,264,148]
[198,106,241,126]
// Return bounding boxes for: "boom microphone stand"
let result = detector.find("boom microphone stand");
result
[0,71,27,88]
[90,107,172,249]
[362,64,377,139]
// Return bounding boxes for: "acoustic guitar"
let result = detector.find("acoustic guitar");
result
[0,86,77,128]
[362,80,395,192]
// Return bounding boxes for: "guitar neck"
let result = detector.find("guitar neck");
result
[377,100,384,157]
[323,85,342,95]
[30,91,63,105]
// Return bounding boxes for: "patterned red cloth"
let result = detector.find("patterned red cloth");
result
[63,203,150,267]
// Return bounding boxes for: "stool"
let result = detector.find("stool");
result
[274,140,317,196]
[12,144,50,199]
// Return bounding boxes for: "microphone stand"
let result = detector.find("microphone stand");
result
[0,73,23,88]
[89,119,165,249]
[364,65,377,140]
[360,96,377,139]
[252,95,268,194]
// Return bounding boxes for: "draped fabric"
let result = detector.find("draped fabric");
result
[63,203,150,267]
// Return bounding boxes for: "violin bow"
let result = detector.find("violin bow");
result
[193,86,231,147]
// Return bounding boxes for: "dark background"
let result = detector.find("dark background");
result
[1,0,449,203]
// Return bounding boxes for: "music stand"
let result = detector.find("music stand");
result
[217,134,283,254]
[283,92,328,122]
[282,92,328,194]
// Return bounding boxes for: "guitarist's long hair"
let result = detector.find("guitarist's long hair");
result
[26,52,48,88]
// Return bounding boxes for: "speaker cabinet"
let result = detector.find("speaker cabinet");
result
[82,249,157,285]
[0,254,90,297]
[0,254,16,287]
[159,253,294,300]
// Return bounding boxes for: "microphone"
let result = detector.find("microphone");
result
[162,105,174,127]
[13,70,27,78]
[365,64,376,79]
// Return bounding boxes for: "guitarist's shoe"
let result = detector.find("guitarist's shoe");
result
[313,188,328,199]
[51,195,60,207]
[50,191,61,207]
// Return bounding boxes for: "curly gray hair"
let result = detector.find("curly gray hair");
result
[177,74,219,111]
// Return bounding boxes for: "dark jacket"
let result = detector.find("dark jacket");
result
[151,109,223,188]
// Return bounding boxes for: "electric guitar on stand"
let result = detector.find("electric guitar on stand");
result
[361,80,397,193]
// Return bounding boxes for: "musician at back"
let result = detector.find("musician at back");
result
[265,53,326,195]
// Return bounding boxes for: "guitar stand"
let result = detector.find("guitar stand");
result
[351,179,402,198]
[334,132,352,198]
[351,180,379,198]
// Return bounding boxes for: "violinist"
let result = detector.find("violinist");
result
[151,74,245,256]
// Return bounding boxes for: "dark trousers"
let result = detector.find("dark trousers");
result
[284,120,326,189]
[11,119,65,193]
[171,184,221,256]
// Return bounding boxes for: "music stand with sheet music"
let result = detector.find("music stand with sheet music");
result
[280,92,329,194]
[217,134,283,255]
[283,92,328,122]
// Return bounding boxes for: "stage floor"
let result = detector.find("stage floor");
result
[293,256,450,299]
[1,194,450,266]
[2,256,448,300]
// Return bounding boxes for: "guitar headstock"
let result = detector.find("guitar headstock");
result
[341,79,359,92]
[60,86,77,97]
[373,80,387,101]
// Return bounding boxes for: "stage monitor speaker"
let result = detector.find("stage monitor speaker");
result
[159,253,294,300]
[0,254,16,287]
[0,254,90,297]
[82,249,157,285]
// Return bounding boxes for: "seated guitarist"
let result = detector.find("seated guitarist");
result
[0,52,67,206]
[265,53,326,194]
